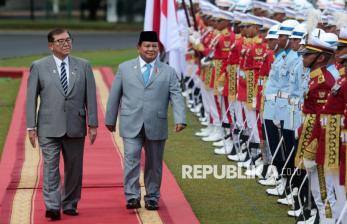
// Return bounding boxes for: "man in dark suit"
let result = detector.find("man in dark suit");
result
[26,28,98,220]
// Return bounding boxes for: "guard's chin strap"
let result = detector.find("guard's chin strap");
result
[274,44,278,52]
[284,39,290,50]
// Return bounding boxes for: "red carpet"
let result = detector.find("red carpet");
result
[0,67,199,224]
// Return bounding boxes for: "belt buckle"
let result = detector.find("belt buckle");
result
[288,97,292,105]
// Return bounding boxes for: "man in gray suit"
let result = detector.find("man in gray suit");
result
[105,31,186,210]
[26,28,98,220]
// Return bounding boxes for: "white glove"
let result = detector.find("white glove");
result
[273,120,281,128]
[201,57,211,67]
[188,27,194,35]
[187,48,195,54]
[239,70,246,79]
[194,39,201,46]
[303,158,317,172]
[295,129,299,140]
[189,35,197,44]
[192,31,201,39]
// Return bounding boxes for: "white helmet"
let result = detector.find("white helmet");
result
[310,28,326,38]
[266,24,280,39]
[277,19,300,36]
[330,0,345,9]
[293,0,313,11]
[235,0,252,12]
[300,29,336,55]
[320,32,338,51]
[290,23,307,39]
[317,0,331,10]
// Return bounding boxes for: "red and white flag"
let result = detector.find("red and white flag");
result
[144,0,183,75]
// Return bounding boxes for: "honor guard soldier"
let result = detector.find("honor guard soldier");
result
[238,14,267,170]
[310,51,347,224]
[335,26,347,76]
[260,19,299,186]
[255,23,281,178]
[295,31,337,223]
[201,10,234,143]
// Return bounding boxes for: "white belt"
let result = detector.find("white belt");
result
[341,131,347,142]
[288,97,299,105]
[265,94,276,101]
[320,116,345,127]
[277,91,289,99]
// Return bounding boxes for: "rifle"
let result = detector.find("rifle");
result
[182,0,191,28]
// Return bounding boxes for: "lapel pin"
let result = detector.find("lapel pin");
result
[53,69,56,73]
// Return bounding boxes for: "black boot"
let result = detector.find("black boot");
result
[228,145,237,156]
[200,106,206,119]
[260,164,269,179]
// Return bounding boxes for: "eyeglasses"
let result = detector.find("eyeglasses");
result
[53,38,72,46]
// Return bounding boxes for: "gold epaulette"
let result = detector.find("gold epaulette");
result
[253,36,263,44]
[339,67,345,77]
[310,68,325,84]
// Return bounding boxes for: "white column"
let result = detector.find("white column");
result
[53,0,59,14]
[106,0,118,22]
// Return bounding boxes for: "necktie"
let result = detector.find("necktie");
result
[60,62,68,94]
[143,64,152,85]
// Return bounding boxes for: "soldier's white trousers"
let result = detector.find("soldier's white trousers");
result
[205,90,222,126]
[325,170,347,223]
[309,166,325,220]
[221,96,233,124]
[233,100,244,129]
[308,167,336,221]
[243,104,260,143]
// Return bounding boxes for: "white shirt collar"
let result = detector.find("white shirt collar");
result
[139,56,156,68]
[53,55,69,67]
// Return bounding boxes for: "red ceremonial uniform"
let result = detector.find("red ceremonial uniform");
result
[195,28,214,83]
[237,37,250,102]
[257,49,274,112]
[295,67,336,168]
[227,34,243,101]
[309,73,347,188]
[210,28,234,93]
[242,36,268,110]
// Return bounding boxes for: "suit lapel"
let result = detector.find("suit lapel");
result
[133,59,146,87]
[67,57,77,96]
[146,60,161,87]
[47,56,65,96]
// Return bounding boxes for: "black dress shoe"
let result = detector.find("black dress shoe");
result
[145,200,159,210]
[45,210,61,221]
[63,209,79,216]
[126,198,141,209]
